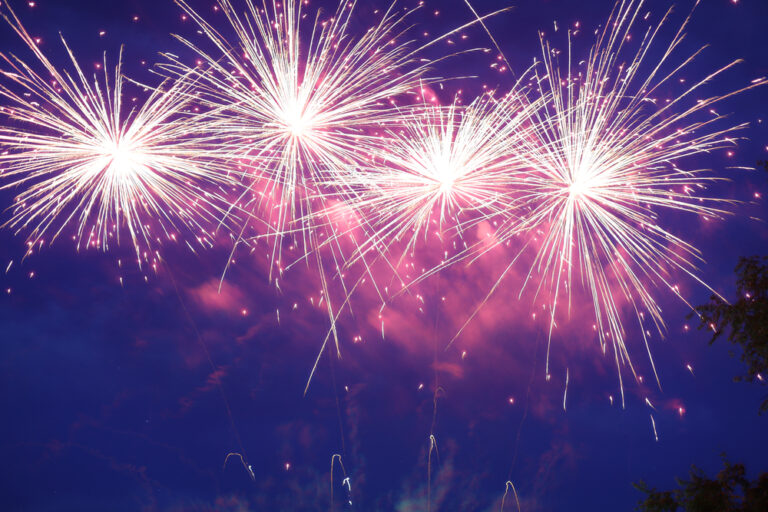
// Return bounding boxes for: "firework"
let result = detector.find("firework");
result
[161,0,434,368]
[325,89,543,272]
[1,0,761,403]
[0,5,235,262]
[485,0,766,401]
[160,0,502,379]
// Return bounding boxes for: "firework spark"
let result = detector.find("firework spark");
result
[0,6,235,262]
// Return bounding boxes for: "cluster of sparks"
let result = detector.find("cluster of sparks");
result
[0,0,764,395]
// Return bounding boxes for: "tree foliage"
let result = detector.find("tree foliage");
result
[692,254,768,412]
[635,458,768,512]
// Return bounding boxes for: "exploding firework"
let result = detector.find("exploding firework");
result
[325,89,543,271]
[160,0,499,377]
[479,0,767,401]
[0,0,761,403]
[0,5,235,262]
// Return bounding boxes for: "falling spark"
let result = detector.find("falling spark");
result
[223,452,256,481]
[563,367,569,411]
[331,454,353,508]
[500,480,521,512]
[427,434,439,512]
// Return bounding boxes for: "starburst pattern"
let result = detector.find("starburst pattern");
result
[0,6,234,260]
[0,0,764,400]
[487,0,767,400]
[327,90,543,268]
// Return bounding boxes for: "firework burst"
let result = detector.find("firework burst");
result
[484,0,767,400]
[160,0,503,382]
[0,0,761,404]
[326,89,543,272]
[0,6,234,262]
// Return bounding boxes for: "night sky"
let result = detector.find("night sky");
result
[1,1,767,511]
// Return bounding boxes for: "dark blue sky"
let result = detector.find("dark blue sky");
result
[1,1,767,511]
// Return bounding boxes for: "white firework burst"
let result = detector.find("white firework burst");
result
[0,5,235,261]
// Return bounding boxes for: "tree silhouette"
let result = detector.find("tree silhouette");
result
[635,458,768,512]
[692,255,768,411]
[691,162,768,412]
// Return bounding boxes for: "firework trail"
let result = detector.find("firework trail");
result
[0,5,235,262]
[473,0,767,402]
